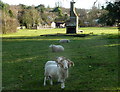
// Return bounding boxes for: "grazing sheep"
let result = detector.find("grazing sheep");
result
[59,39,70,43]
[49,44,64,52]
[44,56,74,89]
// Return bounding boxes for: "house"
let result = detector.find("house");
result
[55,22,65,28]
[51,22,56,28]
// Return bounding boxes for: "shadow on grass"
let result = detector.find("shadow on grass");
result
[2,33,91,39]
[22,80,63,90]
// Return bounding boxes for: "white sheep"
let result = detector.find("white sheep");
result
[59,39,70,43]
[49,44,64,52]
[44,56,74,89]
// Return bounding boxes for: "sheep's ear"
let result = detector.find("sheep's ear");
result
[55,59,59,63]
[70,61,74,66]
[55,56,60,63]
[61,56,66,60]
[68,61,74,67]
[58,62,64,67]
[67,59,74,67]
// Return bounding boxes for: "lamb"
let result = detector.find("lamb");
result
[44,56,74,89]
[59,39,70,43]
[49,44,64,52]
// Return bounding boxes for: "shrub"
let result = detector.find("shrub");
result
[2,16,18,34]
[0,1,18,34]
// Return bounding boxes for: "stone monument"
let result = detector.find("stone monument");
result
[66,1,78,34]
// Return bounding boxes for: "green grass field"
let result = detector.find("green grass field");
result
[2,27,119,91]
[2,27,118,37]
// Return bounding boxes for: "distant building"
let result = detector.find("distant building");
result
[51,22,56,28]
[17,26,26,29]
[55,22,65,28]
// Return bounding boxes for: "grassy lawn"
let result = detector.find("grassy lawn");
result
[2,27,119,91]
[2,27,118,37]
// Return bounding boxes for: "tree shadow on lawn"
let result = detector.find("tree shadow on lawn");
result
[22,80,44,90]
[2,33,90,39]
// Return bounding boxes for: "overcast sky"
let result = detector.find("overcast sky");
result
[1,0,114,9]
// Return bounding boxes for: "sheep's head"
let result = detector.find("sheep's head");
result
[56,56,74,69]
[49,44,53,48]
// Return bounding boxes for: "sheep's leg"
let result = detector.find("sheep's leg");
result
[58,76,65,82]
[44,77,47,86]
[58,75,63,82]
[50,79,53,85]
[61,82,65,89]
[58,78,61,82]
[48,76,53,85]
[59,79,65,88]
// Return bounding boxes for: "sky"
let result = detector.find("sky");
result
[1,0,114,9]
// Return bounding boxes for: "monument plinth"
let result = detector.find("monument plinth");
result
[66,1,78,34]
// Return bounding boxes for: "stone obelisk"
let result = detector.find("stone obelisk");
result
[66,1,78,34]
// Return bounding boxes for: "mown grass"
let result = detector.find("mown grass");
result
[2,27,119,91]
[2,27,118,37]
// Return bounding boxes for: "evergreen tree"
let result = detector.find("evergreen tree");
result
[98,1,120,26]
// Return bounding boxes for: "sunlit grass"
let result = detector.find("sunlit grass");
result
[79,27,118,34]
[92,44,120,48]
[2,28,66,37]
[2,27,118,37]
